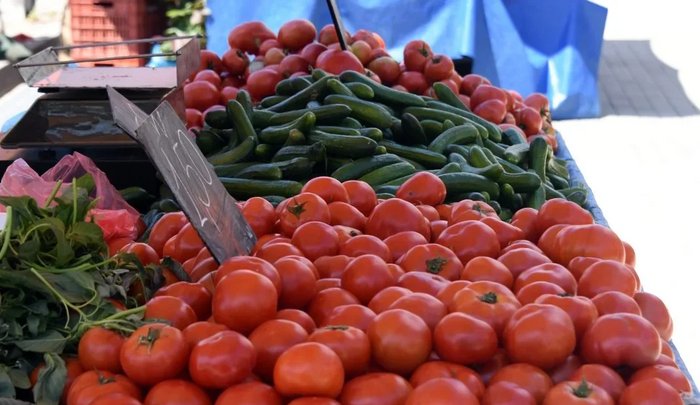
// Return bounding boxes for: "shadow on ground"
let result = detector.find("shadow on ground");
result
[598,40,699,117]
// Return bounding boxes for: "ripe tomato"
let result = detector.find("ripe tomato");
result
[307,287,360,325]
[288,398,339,405]
[436,220,500,264]
[500,239,542,254]
[535,294,598,341]
[618,378,683,405]
[91,392,142,405]
[516,281,567,305]
[334,225,362,245]
[148,212,187,258]
[342,180,378,216]
[316,49,364,75]
[78,327,124,373]
[548,354,582,384]
[449,199,497,223]
[215,381,282,405]
[278,193,331,236]
[578,259,638,298]
[162,223,204,264]
[629,364,691,394]
[278,19,317,51]
[535,198,593,235]
[302,176,350,203]
[184,80,220,111]
[221,48,249,76]
[247,68,283,101]
[510,207,539,242]
[280,55,313,76]
[416,204,440,222]
[461,256,514,288]
[241,197,276,238]
[308,325,371,377]
[480,217,525,249]
[182,321,228,349]
[581,313,662,369]
[341,254,395,304]
[249,319,309,380]
[517,106,544,135]
[300,42,328,65]
[264,47,285,65]
[410,361,484,398]
[397,271,449,296]
[504,303,576,369]
[322,304,376,332]
[567,364,626,401]
[313,255,351,279]
[318,24,351,46]
[482,381,536,405]
[396,171,446,206]
[213,270,278,334]
[406,378,478,404]
[434,312,497,364]
[185,108,203,128]
[460,73,491,96]
[474,99,507,123]
[317,278,341,291]
[490,363,553,404]
[383,231,428,263]
[144,296,197,330]
[388,292,447,331]
[189,330,255,389]
[513,263,577,295]
[497,247,552,279]
[435,280,471,308]
[567,256,602,280]
[274,256,318,309]
[553,224,626,265]
[634,291,673,340]
[255,242,304,265]
[259,38,282,55]
[469,85,507,110]
[120,323,188,386]
[228,21,276,55]
[368,286,412,314]
[215,256,281,293]
[194,69,222,88]
[592,290,642,316]
[543,380,613,405]
[340,234,391,261]
[276,309,316,334]
[198,50,224,73]
[404,40,433,72]
[143,379,211,405]
[155,281,212,321]
[67,371,141,405]
[328,201,367,230]
[396,243,461,281]
[291,221,340,261]
[339,372,412,404]
[350,40,372,65]
[368,56,401,85]
[368,309,432,375]
[274,342,344,397]
[450,280,521,337]
[397,71,429,94]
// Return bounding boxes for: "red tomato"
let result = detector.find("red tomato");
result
[470,85,507,110]
[503,303,576,369]
[275,256,318,309]
[147,212,187,257]
[182,321,228,349]
[461,256,514,288]
[219,86,239,105]
[634,291,674,340]
[397,71,429,94]
[307,287,360,326]
[189,330,255,389]
[423,54,454,83]
[278,193,331,236]
[215,381,282,405]
[78,327,124,373]
[480,217,526,249]
[241,197,276,238]
[185,108,203,128]
[474,99,508,123]
[280,54,313,76]
[404,40,433,72]
[215,256,282,294]
[550,224,626,265]
[577,259,638,298]
[592,290,642,316]
[198,50,224,73]
[302,176,350,203]
[221,48,249,76]
[395,171,446,206]
[277,19,316,51]
[536,198,593,235]
[368,56,401,85]
[581,313,662,369]
[247,68,283,101]
[516,281,567,305]
[339,372,412,404]
[366,198,430,240]
[567,364,626,401]
[184,80,220,111]
[629,364,691,394]
[322,304,376,332]
[383,231,429,263]
[194,69,222,88]
[367,309,432,375]
[482,381,536,405]
[342,180,378,216]
[288,398,339,405]
[548,354,583,384]
[67,371,141,405]
[460,73,491,96]
[308,325,371,377]
[618,378,683,405]
[517,106,544,135]
[119,242,160,266]
[368,286,413,314]
[513,263,577,295]
[144,296,197,330]
[300,42,328,65]
[490,363,553,404]
[276,308,317,334]
[120,323,189,386]
[291,221,340,261]
[249,319,309,380]
[437,220,501,264]
[406,378,478,404]
[328,202,367,230]
[434,312,498,364]
[543,380,613,405]
[144,379,211,405]
[316,49,364,75]
[397,271,450,297]
[341,254,395,305]
[350,40,372,65]
[396,243,462,281]
[213,270,278,334]
[274,342,345,398]
[162,222,204,264]
[228,21,276,55]
[450,280,521,337]
[410,361,484,398]
[497,247,552,279]
[155,281,212,321]
[510,207,539,242]
[534,294,598,341]
[388,293,447,331]
[91,392,142,405]
[313,255,351,279]
[435,280,471,308]
[318,24,351,46]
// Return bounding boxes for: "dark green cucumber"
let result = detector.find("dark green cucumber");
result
[547,172,570,190]
[195,129,227,156]
[448,153,468,164]
[499,183,517,208]
[480,146,499,164]
[495,156,526,173]
[544,183,566,200]
[527,185,546,209]
[308,130,378,158]
[220,178,303,199]
[379,141,448,169]
[272,142,326,163]
[331,153,405,181]
[483,139,507,158]
[437,161,463,174]
[359,127,383,142]
[445,144,471,160]
[399,112,428,145]
[420,119,444,140]
[323,94,394,128]
[359,161,416,187]
[402,158,425,171]
[206,136,256,166]
[548,158,570,180]
[315,126,361,136]
[266,76,330,112]
[499,208,513,221]
[402,106,469,126]
[559,187,588,206]
[502,127,527,145]
[268,104,352,126]
[497,171,542,193]
[327,78,355,97]
[340,117,363,128]
[468,146,494,168]
[204,109,231,129]
[381,172,418,187]
[233,163,283,180]
[504,143,530,165]
[235,89,254,121]
[376,192,397,200]
[433,82,469,111]
[326,157,353,173]
[282,128,306,146]
[443,119,456,130]
[311,69,328,81]
[254,143,275,161]
[262,195,286,207]
[272,157,315,180]
[529,136,549,182]
[425,100,501,142]
[251,110,275,128]
[345,82,375,100]
[487,200,502,214]
[259,112,316,144]
[213,162,256,177]
[460,162,505,181]
[438,172,500,199]
[375,145,388,155]
[374,184,400,195]
[275,76,312,95]
[260,95,289,108]
[339,70,426,107]
[227,99,258,142]
[428,124,479,154]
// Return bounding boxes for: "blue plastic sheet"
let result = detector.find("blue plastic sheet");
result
[204,0,607,119]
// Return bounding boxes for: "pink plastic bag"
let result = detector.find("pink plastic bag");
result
[0,153,141,241]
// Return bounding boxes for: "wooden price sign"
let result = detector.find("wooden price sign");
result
[107,86,256,262]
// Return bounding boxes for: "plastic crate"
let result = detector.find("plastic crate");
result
[68,0,165,67]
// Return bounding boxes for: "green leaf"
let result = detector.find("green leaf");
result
[26,300,49,316]
[0,367,16,398]
[40,271,94,304]
[18,233,40,262]
[67,222,104,247]
[14,330,67,353]
[33,353,65,405]
[8,367,31,390]
[74,174,95,195]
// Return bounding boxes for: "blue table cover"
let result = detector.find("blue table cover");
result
[205,0,607,119]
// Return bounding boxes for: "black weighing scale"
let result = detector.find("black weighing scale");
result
[0,36,201,195]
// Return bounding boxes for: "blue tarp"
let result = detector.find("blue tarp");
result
[206,0,607,119]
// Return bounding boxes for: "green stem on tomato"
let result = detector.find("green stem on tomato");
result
[0,206,13,261]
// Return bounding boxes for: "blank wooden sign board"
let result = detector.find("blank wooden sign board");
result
[107,86,256,262]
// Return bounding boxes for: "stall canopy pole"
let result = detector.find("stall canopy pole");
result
[325,0,348,50]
